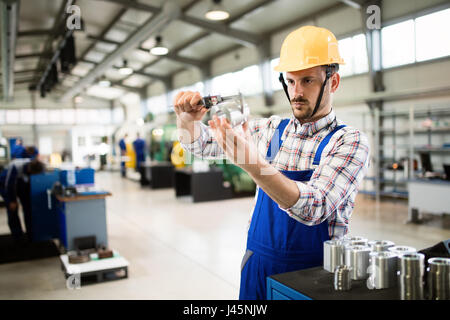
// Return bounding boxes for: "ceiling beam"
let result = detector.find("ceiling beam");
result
[15,52,52,59]
[18,29,53,37]
[81,58,170,82]
[87,34,205,68]
[339,0,362,10]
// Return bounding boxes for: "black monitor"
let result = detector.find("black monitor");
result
[419,152,433,173]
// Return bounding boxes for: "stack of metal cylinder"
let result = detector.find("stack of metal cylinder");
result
[323,236,450,299]
[398,253,425,300]
[427,258,450,300]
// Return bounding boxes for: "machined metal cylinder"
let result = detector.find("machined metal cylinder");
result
[323,240,345,273]
[368,240,395,252]
[342,235,368,247]
[398,253,425,300]
[389,245,417,271]
[334,265,352,291]
[427,257,450,300]
[367,251,398,289]
[344,245,371,280]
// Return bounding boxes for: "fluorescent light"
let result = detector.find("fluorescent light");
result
[150,46,169,56]
[119,67,133,75]
[119,60,133,75]
[99,79,111,87]
[205,10,229,20]
[205,0,229,21]
[150,35,168,56]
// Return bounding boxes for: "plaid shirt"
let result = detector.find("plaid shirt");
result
[180,109,370,239]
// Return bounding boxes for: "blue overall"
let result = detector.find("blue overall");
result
[239,119,346,300]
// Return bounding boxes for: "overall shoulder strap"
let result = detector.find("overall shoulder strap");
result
[313,125,346,166]
[266,119,290,162]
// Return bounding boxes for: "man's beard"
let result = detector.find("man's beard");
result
[290,97,314,121]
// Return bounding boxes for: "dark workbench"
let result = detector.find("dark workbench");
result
[268,266,399,300]
[142,162,174,188]
[174,167,232,202]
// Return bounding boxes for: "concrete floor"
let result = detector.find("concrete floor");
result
[0,171,449,299]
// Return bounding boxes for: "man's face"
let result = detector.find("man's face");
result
[286,66,332,123]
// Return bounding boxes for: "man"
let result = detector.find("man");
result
[119,134,128,177]
[11,138,25,159]
[0,147,45,242]
[174,26,370,299]
[132,133,146,171]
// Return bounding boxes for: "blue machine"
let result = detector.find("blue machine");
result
[29,168,97,243]
[59,168,95,186]
[30,171,60,242]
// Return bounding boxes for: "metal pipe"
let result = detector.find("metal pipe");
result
[1,0,19,101]
[59,0,180,102]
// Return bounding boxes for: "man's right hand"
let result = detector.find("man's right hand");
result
[173,91,208,124]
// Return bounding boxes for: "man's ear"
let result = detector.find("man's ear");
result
[330,72,340,93]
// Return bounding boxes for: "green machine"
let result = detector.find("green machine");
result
[214,160,256,195]
[149,123,177,163]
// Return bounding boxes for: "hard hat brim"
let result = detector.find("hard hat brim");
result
[274,61,345,73]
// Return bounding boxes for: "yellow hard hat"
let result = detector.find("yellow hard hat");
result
[274,25,345,72]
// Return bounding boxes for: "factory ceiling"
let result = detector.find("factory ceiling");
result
[0,0,363,102]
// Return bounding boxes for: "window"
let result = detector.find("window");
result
[177,82,205,96]
[35,109,48,124]
[147,94,167,115]
[270,58,283,91]
[62,109,76,124]
[338,34,369,76]
[48,110,62,124]
[6,110,19,124]
[382,19,415,68]
[211,72,237,96]
[113,107,125,124]
[20,109,34,124]
[98,109,112,124]
[415,8,450,62]
[76,109,89,124]
[237,65,262,96]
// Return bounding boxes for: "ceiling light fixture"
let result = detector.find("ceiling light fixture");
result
[99,76,111,87]
[205,0,230,21]
[150,35,169,56]
[119,60,133,75]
